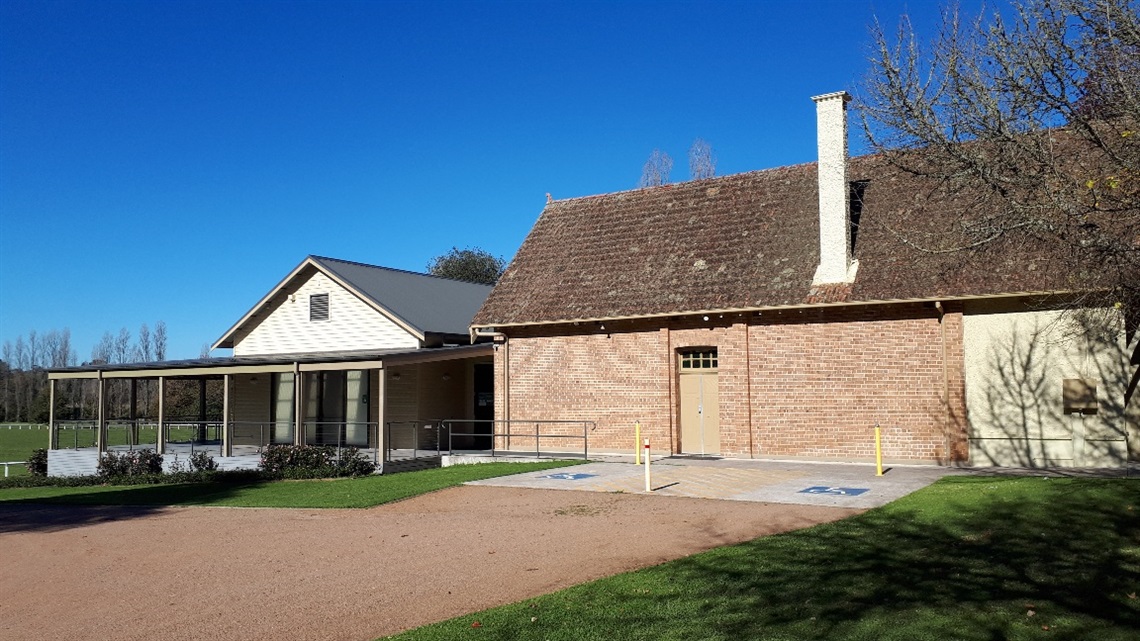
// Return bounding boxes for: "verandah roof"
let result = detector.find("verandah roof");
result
[47,344,493,380]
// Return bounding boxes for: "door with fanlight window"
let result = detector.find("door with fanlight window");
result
[679,349,720,455]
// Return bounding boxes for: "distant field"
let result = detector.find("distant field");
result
[0,424,48,476]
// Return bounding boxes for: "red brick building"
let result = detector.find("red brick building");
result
[472,92,1139,467]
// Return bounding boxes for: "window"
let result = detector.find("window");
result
[679,349,718,370]
[309,293,329,321]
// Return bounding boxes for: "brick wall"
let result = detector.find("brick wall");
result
[747,305,965,463]
[497,327,672,451]
[495,303,969,464]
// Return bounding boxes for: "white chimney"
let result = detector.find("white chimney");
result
[811,91,858,285]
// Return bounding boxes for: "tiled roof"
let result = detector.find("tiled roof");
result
[473,152,1118,327]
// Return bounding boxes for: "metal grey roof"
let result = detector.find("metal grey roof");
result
[310,256,493,337]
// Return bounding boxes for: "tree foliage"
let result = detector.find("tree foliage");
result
[859,0,1139,314]
[639,149,674,187]
[427,247,506,285]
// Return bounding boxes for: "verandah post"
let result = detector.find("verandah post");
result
[197,378,207,443]
[97,371,106,454]
[222,373,232,457]
[293,364,303,446]
[129,378,138,447]
[48,379,58,450]
[156,376,166,455]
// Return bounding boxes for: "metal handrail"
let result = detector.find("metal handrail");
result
[300,421,377,459]
[52,420,98,450]
[443,419,594,460]
[383,421,444,463]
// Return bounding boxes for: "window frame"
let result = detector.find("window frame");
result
[678,348,718,371]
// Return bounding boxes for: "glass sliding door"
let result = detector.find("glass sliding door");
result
[270,373,295,444]
[345,370,369,446]
[301,370,369,446]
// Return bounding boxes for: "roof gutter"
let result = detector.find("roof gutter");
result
[469,289,1088,332]
[471,326,504,344]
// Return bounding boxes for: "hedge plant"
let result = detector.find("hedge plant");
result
[25,448,48,477]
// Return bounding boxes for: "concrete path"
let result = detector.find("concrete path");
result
[467,456,961,509]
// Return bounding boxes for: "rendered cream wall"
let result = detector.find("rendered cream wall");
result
[964,309,1133,466]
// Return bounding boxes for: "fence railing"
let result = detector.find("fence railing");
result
[159,421,223,456]
[303,421,372,447]
[384,421,445,463]
[443,419,594,460]
[1,461,27,477]
[50,420,225,454]
[54,420,98,449]
[47,420,382,458]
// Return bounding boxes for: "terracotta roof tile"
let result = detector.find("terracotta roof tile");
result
[473,149,1127,327]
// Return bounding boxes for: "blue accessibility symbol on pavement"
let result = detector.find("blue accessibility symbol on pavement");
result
[540,473,598,481]
[799,486,870,496]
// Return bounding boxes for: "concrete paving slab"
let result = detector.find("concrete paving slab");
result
[466,457,961,508]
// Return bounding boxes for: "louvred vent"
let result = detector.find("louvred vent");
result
[310,293,329,321]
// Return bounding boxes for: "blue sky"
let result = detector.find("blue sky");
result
[0,0,946,362]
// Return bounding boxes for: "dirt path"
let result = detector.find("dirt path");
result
[0,486,860,640]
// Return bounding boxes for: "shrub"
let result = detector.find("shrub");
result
[25,448,48,477]
[0,474,107,489]
[167,455,186,474]
[189,451,218,472]
[97,452,130,477]
[258,445,374,478]
[336,447,376,476]
[0,468,266,490]
[98,449,164,478]
[259,445,335,476]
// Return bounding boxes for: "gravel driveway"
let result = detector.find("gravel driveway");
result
[0,486,860,640]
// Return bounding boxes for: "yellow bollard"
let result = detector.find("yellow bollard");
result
[635,421,641,465]
[874,424,884,476]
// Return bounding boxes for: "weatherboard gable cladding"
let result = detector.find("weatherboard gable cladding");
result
[232,268,419,357]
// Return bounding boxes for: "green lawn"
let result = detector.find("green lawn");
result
[387,476,1140,641]
[0,460,579,508]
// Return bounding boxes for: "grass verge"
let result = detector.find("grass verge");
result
[387,476,1140,641]
[0,460,580,508]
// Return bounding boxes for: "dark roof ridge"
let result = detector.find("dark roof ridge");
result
[309,254,493,287]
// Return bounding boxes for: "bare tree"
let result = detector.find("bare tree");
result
[12,337,26,420]
[113,327,132,364]
[688,138,717,180]
[27,330,39,369]
[91,332,113,364]
[41,331,59,369]
[859,0,1140,316]
[136,323,152,362]
[1,341,11,421]
[639,149,674,187]
[154,321,167,361]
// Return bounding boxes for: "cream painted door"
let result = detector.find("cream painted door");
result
[679,350,720,455]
